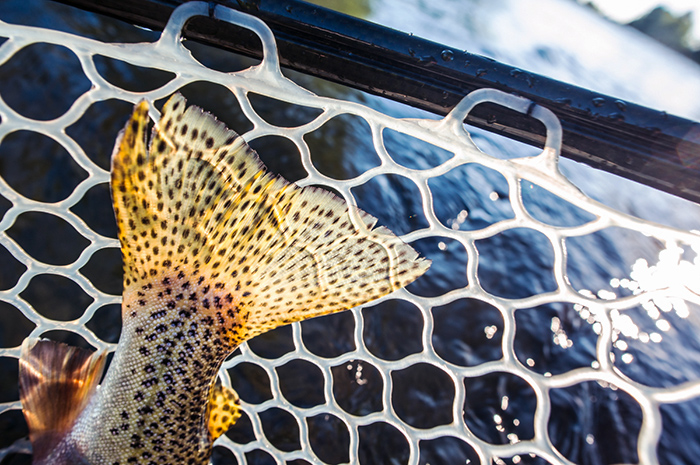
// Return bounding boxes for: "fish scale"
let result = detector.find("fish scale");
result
[18,93,430,465]
[70,271,239,464]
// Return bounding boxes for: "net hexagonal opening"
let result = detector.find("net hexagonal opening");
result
[306,113,380,181]
[0,42,90,120]
[332,359,383,416]
[0,301,35,348]
[392,362,455,429]
[246,325,294,359]
[432,298,503,367]
[428,162,514,231]
[276,359,325,408]
[227,362,273,405]
[383,127,453,170]
[85,304,122,344]
[166,82,253,136]
[476,227,557,299]
[358,421,409,465]
[93,55,175,92]
[301,311,355,358]
[79,247,123,296]
[20,273,93,321]
[7,212,90,266]
[363,299,423,361]
[463,372,537,445]
[352,174,428,236]
[248,135,306,183]
[514,303,597,376]
[70,182,118,238]
[418,436,479,465]
[65,99,134,171]
[521,180,597,228]
[0,245,27,291]
[248,93,323,128]
[549,381,642,465]
[405,236,469,298]
[259,407,301,452]
[307,413,350,464]
[0,130,88,203]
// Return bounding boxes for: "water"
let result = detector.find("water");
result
[1,0,700,464]
[360,1,700,464]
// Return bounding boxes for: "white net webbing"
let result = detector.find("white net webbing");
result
[1,2,700,464]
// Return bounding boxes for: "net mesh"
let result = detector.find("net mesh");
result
[1,3,700,464]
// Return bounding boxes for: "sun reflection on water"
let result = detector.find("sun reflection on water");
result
[569,240,700,364]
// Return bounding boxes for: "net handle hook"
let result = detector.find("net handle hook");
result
[444,88,563,157]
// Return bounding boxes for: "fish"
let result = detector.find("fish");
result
[18,93,430,465]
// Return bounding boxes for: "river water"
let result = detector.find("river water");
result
[358,1,700,464]
[1,0,700,464]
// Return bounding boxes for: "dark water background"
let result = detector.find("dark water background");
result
[1,0,700,464]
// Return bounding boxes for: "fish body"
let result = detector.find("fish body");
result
[19,94,429,464]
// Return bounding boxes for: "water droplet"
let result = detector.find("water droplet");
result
[592,97,606,107]
[501,396,509,410]
[476,68,488,77]
[509,68,522,77]
[615,99,627,111]
[441,49,454,62]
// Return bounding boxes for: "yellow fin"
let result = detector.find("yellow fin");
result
[111,93,430,340]
[19,338,106,462]
[206,383,241,441]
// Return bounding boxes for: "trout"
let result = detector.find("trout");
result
[18,94,430,464]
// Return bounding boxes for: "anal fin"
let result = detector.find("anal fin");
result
[207,383,241,441]
[19,338,106,462]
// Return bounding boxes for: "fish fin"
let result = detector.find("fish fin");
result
[18,338,107,461]
[206,383,241,442]
[111,93,430,341]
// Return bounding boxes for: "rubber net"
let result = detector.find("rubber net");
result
[1,3,700,465]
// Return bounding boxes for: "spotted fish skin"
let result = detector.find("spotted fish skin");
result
[19,94,430,465]
[69,271,241,465]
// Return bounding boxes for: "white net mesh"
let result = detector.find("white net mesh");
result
[1,2,700,464]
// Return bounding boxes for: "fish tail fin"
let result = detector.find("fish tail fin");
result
[19,338,107,461]
[111,93,430,344]
[238,186,432,339]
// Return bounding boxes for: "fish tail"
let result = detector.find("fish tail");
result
[111,93,431,344]
[18,338,106,462]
